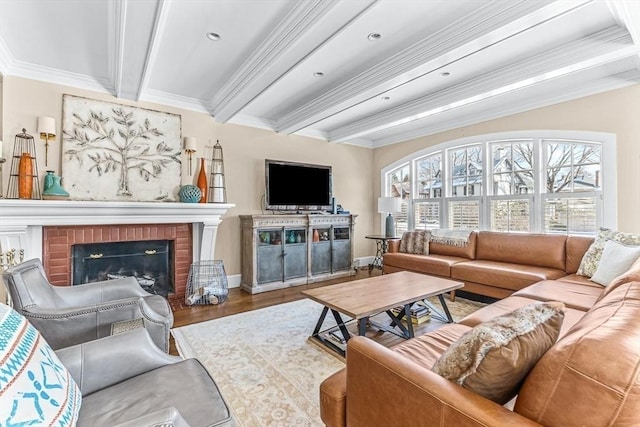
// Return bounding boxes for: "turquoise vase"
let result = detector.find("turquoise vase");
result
[42,171,70,198]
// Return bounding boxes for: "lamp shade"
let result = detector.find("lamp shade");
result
[37,116,56,136]
[184,136,197,151]
[378,197,402,213]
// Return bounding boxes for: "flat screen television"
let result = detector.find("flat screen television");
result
[265,159,332,211]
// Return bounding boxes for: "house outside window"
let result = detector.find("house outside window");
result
[381,131,615,236]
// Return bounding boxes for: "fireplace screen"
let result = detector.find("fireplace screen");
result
[72,240,173,296]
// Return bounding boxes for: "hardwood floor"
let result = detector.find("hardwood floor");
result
[169,268,378,354]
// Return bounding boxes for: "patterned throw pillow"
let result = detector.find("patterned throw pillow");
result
[399,230,430,255]
[0,303,82,426]
[432,301,565,404]
[577,228,640,278]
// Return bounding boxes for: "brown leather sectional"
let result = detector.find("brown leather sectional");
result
[320,232,640,426]
[383,231,595,299]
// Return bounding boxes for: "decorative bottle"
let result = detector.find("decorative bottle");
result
[197,157,208,203]
[18,153,33,199]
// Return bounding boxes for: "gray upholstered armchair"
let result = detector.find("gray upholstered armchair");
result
[1,258,173,352]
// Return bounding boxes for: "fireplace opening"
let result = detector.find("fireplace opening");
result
[71,240,174,297]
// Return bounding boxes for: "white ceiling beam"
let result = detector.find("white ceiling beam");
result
[329,27,634,142]
[109,0,126,99]
[275,0,591,135]
[135,0,171,101]
[210,0,363,123]
[0,33,14,76]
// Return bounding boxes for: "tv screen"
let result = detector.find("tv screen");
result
[265,159,332,211]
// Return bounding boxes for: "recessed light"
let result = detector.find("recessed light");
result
[313,72,325,78]
[206,32,221,41]
[367,33,382,41]
[441,71,451,77]
[381,96,391,101]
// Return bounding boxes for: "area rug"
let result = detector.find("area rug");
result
[172,296,485,427]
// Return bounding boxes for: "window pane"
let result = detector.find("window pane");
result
[512,143,533,171]
[491,141,534,196]
[450,145,483,197]
[547,143,572,168]
[544,197,597,234]
[547,166,573,193]
[388,165,410,199]
[416,154,442,199]
[414,202,441,229]
[394,202,409,235]
[573,144,600,165]
[448,200,479,230]
[491,199,530,232]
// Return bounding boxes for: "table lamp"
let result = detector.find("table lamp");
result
[378,197,402,237]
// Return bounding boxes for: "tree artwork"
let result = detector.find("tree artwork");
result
[61,95,182,201]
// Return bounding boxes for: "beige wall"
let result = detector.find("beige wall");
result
[373,84,640,234]
[0,76,375,280]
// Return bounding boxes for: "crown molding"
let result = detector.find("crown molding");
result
[329,26,634,142]
[228,114,278,132]
[6,61,114,94]
[211,0,339,122]
[369,73,639,148]
[0,34,14,76]
[275,0,591,134]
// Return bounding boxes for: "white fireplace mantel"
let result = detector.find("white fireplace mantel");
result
[0,199,234,262]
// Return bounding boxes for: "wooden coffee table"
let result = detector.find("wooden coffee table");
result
[302,271,463,356]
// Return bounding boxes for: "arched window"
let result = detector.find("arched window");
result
[381,131,616,236]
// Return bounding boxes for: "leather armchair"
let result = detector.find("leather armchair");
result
[57,328,234,426]
[1,258,173,352]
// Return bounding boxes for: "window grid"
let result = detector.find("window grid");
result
[387,136,603,236]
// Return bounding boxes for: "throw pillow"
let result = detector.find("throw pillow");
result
[577,228,640,278]
[0,303,82,426]
[432,301,565,404]
[590,240,640,286]
[399,230,430,255]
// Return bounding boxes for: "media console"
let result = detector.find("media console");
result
[239,214,357,294]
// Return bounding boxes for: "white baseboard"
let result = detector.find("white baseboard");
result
[227,273,242,288]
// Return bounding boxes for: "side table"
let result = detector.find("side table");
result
[365,235,400,271]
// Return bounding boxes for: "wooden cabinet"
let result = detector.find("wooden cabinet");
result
[240,214,356,294]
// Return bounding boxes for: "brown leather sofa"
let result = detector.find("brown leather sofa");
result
[320,263,640,426]
[383,231,595,299]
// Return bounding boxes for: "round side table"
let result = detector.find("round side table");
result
[365,235,400,271]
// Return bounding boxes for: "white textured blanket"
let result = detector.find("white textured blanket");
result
[430,229,473,247]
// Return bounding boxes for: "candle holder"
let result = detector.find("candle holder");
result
[209,140,227,203]
[38,116,56,167]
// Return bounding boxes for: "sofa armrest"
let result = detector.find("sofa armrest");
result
[344,337,541,427]
[56,328,181,395]
[54,276,149,306]
[387,240,400,253]
[112,407,191,427]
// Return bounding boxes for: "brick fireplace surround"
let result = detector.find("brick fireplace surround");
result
[43,223,192,307]
[0,199,234,309]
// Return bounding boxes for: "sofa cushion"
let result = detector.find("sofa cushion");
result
[451,260,567,292]
[596,256,640,303]
[428,231,478,259]
[513,280,601,311]
[391,323,471,370]
[458,295,584,339]
[0,303,82,426]
[565,235,595,274]
[514,281,640,426]
[476,232,567,271]
[399,230,430,255]
[79,358,232,426]
[577,227,640,278]
[383,253,469,277]
[555,273,594,286]
[432,301,565,404]
[590,240,640,286]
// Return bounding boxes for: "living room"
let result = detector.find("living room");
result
[0,1,639,426]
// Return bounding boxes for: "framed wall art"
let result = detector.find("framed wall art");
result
[61,94,182,202]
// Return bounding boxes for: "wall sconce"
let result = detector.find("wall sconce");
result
[37,116,56,166]
[184,137,197,176]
